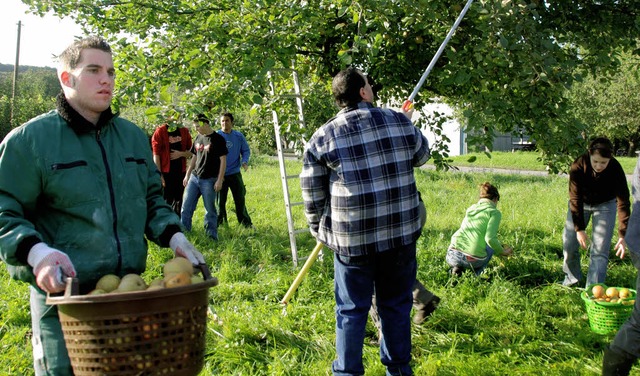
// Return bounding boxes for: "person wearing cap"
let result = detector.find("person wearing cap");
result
[561,137,630,288]
[446,182,514,276]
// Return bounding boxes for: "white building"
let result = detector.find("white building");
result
[385,99,533,156]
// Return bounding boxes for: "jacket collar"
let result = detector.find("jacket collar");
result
[478,198,496,207]
[56,91,116,134]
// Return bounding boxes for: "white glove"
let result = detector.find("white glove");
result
[27,243,77,293]
[169,233,205,265]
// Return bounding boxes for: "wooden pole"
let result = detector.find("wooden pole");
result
[280,242,323,305]
[10,21,22,127]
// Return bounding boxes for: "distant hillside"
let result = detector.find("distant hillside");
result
[0,64,56,73]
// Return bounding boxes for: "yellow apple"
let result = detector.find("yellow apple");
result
[115,274,147,292]
[164,271,192,288]
[163,257,194,278]
[592,285,606,299]
[96,274,121,293]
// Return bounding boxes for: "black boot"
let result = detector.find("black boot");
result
[602,347,636,376]
[450,266,464,276]
[413,295,440,325]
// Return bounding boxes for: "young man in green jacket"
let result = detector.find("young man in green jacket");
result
[0,36,204,375]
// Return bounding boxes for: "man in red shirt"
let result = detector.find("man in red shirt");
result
[151,110,193,215]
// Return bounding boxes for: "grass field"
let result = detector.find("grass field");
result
[437,151,639,173]
[1,152,638,375]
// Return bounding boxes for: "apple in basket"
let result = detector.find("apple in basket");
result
[163,257,194,278]
[164,272,192,288]
[96,274,121,292]
[619,288,632,299]
[592,285,606,299]
[606,287,619,299]
[114,274,147,292]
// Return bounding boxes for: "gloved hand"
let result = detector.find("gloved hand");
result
[27,243,77,293]
[169,232,205,265]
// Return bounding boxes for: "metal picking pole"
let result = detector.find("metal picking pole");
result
[402,0,474,111]
[280,242,323,305]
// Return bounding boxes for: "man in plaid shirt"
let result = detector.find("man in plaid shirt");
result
[300,67,430,376]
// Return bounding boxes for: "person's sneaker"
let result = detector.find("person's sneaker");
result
[413,295,440,325]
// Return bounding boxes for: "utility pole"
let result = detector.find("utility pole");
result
[10,21,22,128]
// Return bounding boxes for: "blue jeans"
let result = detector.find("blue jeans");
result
[445,247,494,276]
[332,243,416,376]
[562,199,617,287]
[181,174,219,240]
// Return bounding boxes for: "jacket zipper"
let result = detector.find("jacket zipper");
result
[96,129,123,274]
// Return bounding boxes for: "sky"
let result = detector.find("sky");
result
[1,0,84,67]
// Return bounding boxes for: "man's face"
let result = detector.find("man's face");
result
[360,74,374,103]
[193,121,209,135]
[220,115,233,133]
[64,49,115,119]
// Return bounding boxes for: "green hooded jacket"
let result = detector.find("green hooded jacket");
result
[0,94,182,292]
[450,198,504,258]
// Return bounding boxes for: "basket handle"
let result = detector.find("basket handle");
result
[197,263,213,281]
[46,277,80,302]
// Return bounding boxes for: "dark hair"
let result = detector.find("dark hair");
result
[479,182,500,201]
[588,137,613,159]
[332,67,366,108]
[194,113,210,124]
[57,36,112,71]
[221,112,234,123]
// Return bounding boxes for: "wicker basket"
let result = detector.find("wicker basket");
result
[46,265,218,376]
[581,284,636,335]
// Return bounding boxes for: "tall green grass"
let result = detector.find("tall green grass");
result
[0,155,637,375]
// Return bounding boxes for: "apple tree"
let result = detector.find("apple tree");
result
[20,0,640,172]
[567,51,640,155]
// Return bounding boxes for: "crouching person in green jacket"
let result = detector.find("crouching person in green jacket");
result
[0,36,205,375]
[446,182,514,276]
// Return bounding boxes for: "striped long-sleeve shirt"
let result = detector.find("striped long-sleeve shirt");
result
[300,102,430,256]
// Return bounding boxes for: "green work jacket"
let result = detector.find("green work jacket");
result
[0,95,181,292]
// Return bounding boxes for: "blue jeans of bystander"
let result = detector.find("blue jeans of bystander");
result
[562,199,617,287]
[332,243,416,376]
[181,174,219,240]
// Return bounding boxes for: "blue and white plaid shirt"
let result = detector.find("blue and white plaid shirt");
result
[300,102,430,256]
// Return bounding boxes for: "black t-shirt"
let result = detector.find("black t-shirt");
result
[168,128,184,172]
[189,132,228,179]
